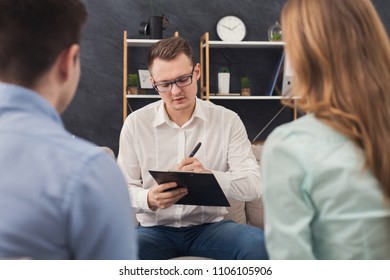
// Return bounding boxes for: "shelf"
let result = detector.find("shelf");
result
[126,95,297,100]
[126,94,160,99]
[203,40,284,49]
[208,95,292,100]
[126,38,160,47]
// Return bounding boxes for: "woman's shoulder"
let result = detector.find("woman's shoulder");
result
[267,114,342,145]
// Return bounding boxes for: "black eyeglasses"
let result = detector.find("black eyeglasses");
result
[153,65,195,93]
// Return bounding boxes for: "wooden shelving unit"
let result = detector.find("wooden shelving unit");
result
[199,32,298,139]
[199,32,285,100]
[123,31,179,122]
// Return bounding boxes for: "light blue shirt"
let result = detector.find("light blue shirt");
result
[262,114,390,259]
[0,83,137,259]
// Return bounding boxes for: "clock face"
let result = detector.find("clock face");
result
[216,16,246,42]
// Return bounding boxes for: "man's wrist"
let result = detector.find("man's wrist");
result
[148,202,158,211]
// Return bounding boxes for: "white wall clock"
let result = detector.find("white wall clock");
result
[216,15,246,42]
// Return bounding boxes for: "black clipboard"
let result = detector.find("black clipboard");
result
[149,170,230,207]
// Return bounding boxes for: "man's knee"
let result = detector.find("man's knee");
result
[237,226,268,259]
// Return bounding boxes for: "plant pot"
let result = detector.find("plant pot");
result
[127,86,138,95]
[218,72,230,94]
[241,88,251,96]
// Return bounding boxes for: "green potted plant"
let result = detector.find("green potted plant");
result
[218,67,230,94]
[127,73,139,95]
[218,66,229,73]
[241,76,251,96]
[268,21,283,41]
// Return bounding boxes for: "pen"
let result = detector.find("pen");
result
[189,142,202,157]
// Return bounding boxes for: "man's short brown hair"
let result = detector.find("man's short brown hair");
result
[147,37,194,68]
[0,0,87,87]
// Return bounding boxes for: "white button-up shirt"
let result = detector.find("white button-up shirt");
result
[118,97,261,227]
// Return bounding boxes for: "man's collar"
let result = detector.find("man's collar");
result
[153,101,169,127]
[153,97,207,127]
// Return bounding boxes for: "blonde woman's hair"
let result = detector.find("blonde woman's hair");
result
[282,0,390,198]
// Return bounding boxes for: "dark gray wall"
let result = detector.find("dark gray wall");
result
[62,0,390,155]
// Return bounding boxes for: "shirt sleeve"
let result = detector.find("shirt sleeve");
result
[261,127,316,259]
[117,118,151,212]
[67,152,138,260]
[213,114,262,201]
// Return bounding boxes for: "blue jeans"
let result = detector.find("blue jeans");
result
[137,220,269,260]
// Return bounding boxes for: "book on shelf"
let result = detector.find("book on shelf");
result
[266,51,285,96]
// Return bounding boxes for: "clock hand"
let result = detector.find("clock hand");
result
[231,24,240,30]
[221,24,232,30]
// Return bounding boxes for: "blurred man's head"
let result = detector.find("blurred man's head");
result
[0,0,87,112]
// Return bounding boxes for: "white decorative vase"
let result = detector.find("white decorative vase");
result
[218,73,230,94]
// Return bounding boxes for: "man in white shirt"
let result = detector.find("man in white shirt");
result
[118,37,267,259]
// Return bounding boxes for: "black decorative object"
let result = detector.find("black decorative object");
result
[139,15,169,39]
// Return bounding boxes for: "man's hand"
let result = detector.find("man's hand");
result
[147,182,188,210]
[176,157,210,173]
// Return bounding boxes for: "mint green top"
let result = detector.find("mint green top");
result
[262,114,390,259]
